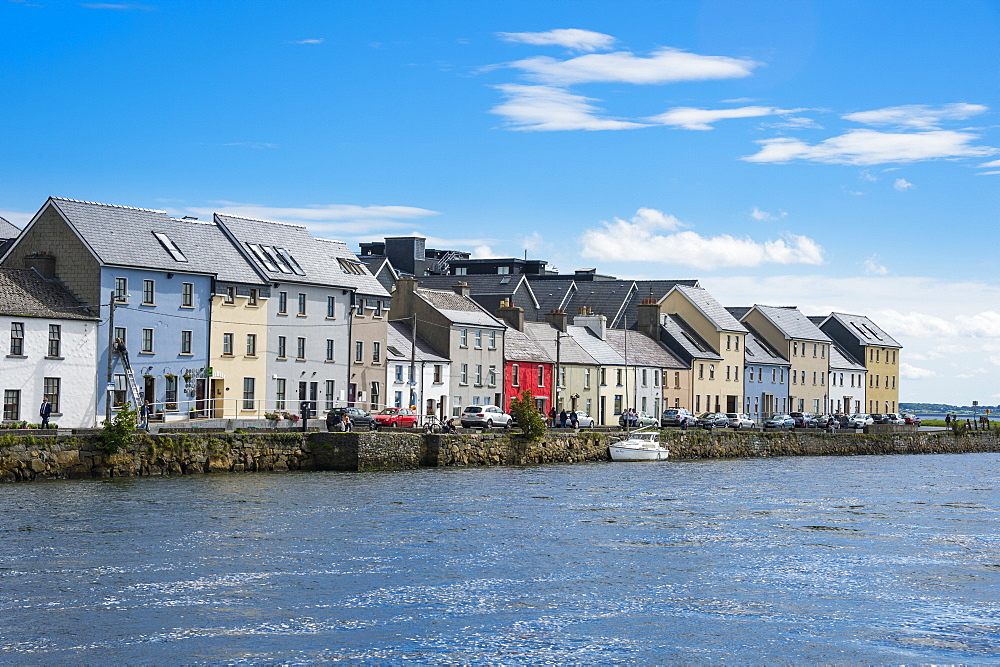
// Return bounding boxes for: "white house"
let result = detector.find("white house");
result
[1,267,99,428]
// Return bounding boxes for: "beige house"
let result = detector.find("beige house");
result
[208,284,269,419]
[817,312,900,414]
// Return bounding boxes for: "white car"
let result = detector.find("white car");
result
[883,412,905,425]
[848,414,874,428]
[460,405,512,429]
[572,411,596,428]
[725,413,755,429]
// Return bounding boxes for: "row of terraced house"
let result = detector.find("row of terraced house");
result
[0,198,900,428]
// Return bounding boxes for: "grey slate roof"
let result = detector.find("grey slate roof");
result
[0,216,20,239]
[743,324,790,366]
[528,279,577,315]
[567,324,625,365]
[386,321,450,364]
[749,304,831,342]
[605,328,686,369]
[670,285,747,333]
[504,327,554,364]
[829,343,867,371]
[820,312,902,348]
[660,313,723,362]
[214,213,389,296]
[0,268,97,320]
[522,321,598,365]
[43,198,266,285]
[416,288,506,328]
[417,274,538,305]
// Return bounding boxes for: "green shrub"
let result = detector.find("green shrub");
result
[508,390,546,441]
[101,402,137,453]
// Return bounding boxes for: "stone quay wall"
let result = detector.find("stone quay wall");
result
[1,428,999,483]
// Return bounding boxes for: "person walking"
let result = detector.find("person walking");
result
[39,398,52,429]
[139,399,151,432]
[548,407,557,428]
[570,410,579,429]
[559,409,568,428]
[341,412,352,432]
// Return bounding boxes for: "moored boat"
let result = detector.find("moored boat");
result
[608,430,669,461]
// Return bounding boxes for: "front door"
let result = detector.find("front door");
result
[211,379,224,418]
[196,379,207,414]
[309,382,318,413]
[143,376,155,404]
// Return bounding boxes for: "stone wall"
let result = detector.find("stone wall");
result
[2,428,999,483]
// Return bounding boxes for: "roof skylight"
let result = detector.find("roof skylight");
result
[152,232,188,262]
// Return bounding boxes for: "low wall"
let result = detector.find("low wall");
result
[1,428,998,483]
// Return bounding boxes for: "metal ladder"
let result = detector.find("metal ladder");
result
[114,340,143,409]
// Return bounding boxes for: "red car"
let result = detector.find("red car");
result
[903,413,922,426]
[373,407,419,428]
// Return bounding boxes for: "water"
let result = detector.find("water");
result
[2,454,999,664]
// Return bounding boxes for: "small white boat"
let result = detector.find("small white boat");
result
[608,430,670,461]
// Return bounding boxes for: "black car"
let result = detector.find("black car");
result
[326,407,379,431]
[661,408,695,427]
[790,412,818,428]
[696,412,729,429]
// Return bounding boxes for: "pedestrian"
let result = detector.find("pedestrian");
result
[945,413,951,424]
[559,409,568,428]
[548,407,557,428]
[444,418,456,433]
[341,412,352,432]
[139,399,151,432]
[39,397,52,429]
[570,410,579,429]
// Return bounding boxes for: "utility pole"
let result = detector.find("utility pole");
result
[409,314,417,411]
[105,290,115,425]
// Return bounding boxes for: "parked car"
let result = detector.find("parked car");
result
[882,412,905,425]
[790,412,818,428]
[696,412,730,429]
[326,407,379,431]
[373,407,419,428]
[725,413,755,429]
[902,413,922,426]
[573,411,596,428]
[461,405,513,429]
[870,413,887,424]
[661,408,695,427]
[847,413,874,428]
[763,414,795,429]
[619,411,659,428]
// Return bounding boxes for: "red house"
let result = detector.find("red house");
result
[497,304,554,414]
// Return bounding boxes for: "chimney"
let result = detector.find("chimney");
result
[545,309,568,333]
[452,281,470,298]
[391,276,418,318]
[24,251,56,280]
[637,298,662,340]
[497,299,525,331]
[574,311,607,340]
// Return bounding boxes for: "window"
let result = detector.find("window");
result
[454,267,467,276]
[735,337,740,351]
[614,395,623,414]
[559,367,566,387]
[10,322,23,355]
[43,377,60,413]
[600,368,607,385]
[695,395,701,412]
[394,390,403,408]
[326,339,335,362]
[793,342,798,356]
[112,374,127,406]
[821,372,825,385]
[372,342,381,363]
[278,291,288,314]
[182,282,194,307]
[488,366,496,387]
[735,366,739,381]
[180,330,192,354]
[616,369,623,386]
[247,243,279,272]
[512,364,520,387]
[242,377,255,410]
[726,366,731,381]
[355,341,363,362]
[709,364,715,380]
[474,330,482,348]
[3,389,20,421]
[241,334,255,356]
[434,365,442,383]
[327,296,336,318]
[460,329,468,347]
[297,337,306,359]
[698,364,704,380]
[771,368,776,383]
[813,343,818,358]
[337,257,366,275]
[489,331,496,349]
[45,325,61,357]
[370,382,380,410]
[584,368,591,389]
[475,364,482,385]
[164,376,177,409]
[142,279,154,305]
[324,380,335,411]
[812,371,817,385]
[115,277,128,302]
[726,335,731,350]
[460,363,468,384]
[453,396,461,416]
[821,345,826,359]
[654,370,659,387]
[222,333,234,355]
[297,293,306,315]
[153,231,188,262]
[373,300,382,317]
[674,372,680,389]
[248,289,258,306]
[141,328,154,353]
[277,336,287,358]
[801,370,806,384]
[642,369,648,386]
[792,371,797,384]
[276,378,287,411]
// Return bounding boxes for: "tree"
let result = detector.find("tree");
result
[508,390,546,441]
[101,401,138,453]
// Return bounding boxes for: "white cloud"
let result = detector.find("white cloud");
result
[900,362,936,379]
[471,245,496,258]
[893,178,914,191]
[859,169,878,182]
[490,84,646,131]
[979,159,1000,168]
[750,207,786,222]
[520,231,544,253]
[579,208,822,269]
[291,38,324,45]
[863,254,888,275]
[497,29,615,53]
[649,105,798,130]
[743,129,995,165]
[80,2,154,9]
[978,170,1000,176]
[223,141,278,149]
[843,103,988,130]
[509,46,759,86]
[0,209,31,228]
[955,311,1000,337]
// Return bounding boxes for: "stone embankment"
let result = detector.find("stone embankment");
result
[1,427,998,483]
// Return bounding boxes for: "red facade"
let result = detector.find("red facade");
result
[504,360,553,413]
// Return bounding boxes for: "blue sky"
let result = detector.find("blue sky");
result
[1,0,998,405]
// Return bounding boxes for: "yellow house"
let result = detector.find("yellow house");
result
[208,284,269,419]
[816,312,901,414]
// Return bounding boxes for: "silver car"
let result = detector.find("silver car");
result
[460,405,512,428]
[725,413,755,429]
[848,413,874,428]
[572,411,596,428]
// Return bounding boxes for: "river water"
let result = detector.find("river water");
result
[2,454,999,664]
